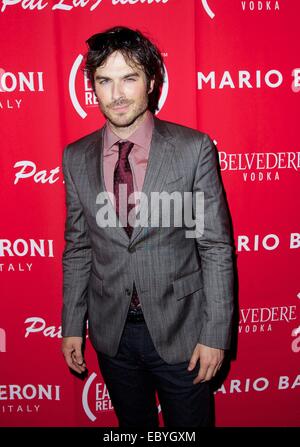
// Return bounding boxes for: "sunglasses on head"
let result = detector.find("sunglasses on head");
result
[86,28,139,51]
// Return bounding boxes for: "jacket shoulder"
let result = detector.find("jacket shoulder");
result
[155,119,213,161]
[63,129,102,160]
[157,118,208,140]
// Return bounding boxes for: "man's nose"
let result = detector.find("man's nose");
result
[111,82,124,101]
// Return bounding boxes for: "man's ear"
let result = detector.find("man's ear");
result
[148,78,155,94]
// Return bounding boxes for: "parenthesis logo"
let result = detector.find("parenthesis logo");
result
[69,55,87,119]
[158,64,169,114]
[82,372,97,421]
[82,372,161,421]
[69,55,169,119]
[201,0,215,19]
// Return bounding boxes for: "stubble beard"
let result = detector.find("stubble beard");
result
[100,97,149,130]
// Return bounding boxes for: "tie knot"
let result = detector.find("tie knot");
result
[118,141,134,160]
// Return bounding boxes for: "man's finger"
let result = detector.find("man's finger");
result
[72,348,84,364]
[64,352,83,374]
[193,362,208,384]
[187,351,200,371]
[71,350,86,372]
[204,365,216,382]
[213,361,222,377]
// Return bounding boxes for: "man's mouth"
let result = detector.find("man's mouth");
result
[112,105,128,112]
[110,102,132,113]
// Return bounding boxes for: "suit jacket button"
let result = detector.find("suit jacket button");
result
[128,246,135,253]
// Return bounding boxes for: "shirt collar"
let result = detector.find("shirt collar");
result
[103,110,154,152]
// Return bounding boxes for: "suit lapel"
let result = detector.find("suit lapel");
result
[129,118,176,245]
[85,129,102,198]
[85,118,177,245]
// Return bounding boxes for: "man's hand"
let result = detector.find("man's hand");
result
[62,337,86,374]
[188,343,224,384]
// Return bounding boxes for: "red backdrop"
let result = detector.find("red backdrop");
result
[0,0,299,427]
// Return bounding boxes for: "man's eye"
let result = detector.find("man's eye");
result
[125,78,137,82]
[98,79,109,85]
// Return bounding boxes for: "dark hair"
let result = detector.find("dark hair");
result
[84,26,165,114]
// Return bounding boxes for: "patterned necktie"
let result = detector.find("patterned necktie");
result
[114,141,135,237]
[113,141,141,312]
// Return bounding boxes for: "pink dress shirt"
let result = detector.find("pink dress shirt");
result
[102,111,154,211]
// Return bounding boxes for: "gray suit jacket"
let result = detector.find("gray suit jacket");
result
[62,117,234,364]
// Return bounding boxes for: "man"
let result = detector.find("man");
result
[61,26,234,428]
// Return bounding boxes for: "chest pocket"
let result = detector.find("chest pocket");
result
[173,270,203,300]
[164,161,186,193]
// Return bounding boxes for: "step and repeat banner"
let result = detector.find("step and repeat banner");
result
[0,0,299,427]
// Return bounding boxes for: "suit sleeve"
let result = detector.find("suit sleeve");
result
[193,134,234,350]
[61,146,92,337]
